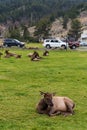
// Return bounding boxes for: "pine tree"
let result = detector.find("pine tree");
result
[8,24,20,39]
[62,15,68,29]
[68,19,82,40]
[23,25,30,40]
[34,17,51,39]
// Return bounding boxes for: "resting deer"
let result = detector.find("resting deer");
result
[4,50,15,58]
[36,91,75,116]
[31,51,42,61]
[43,50,49,56]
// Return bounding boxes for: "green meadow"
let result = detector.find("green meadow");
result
[0,46,87,130]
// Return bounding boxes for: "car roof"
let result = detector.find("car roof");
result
[4,38,14,40]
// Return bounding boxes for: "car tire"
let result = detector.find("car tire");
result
[71,45,76,49]
[17,45,21,48]
[61,45,67,49]
[46,44,51,49]
[4,44,8,47]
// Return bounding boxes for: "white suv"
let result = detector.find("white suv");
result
[43,39,67,49]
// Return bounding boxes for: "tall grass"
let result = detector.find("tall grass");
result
[0,47,87,130]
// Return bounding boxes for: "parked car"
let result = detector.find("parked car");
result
[43,39,67,49]
[62,37,80,49]
[3,38,25,48]
[68,40,80,49]
[79,41,87,46]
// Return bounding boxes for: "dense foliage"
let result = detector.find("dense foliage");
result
[68,19,82,40]
[0,0,87,24]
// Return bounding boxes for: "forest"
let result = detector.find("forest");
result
[0,0,87,25]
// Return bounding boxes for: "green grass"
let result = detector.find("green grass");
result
[0,47,87,130]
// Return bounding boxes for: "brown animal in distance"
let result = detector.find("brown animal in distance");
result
[15,54,21,58]
[4,50,16,58]
[36,91,75,116]
[43,50,49,56]
[4,50,21,58]
[30,51,42,61]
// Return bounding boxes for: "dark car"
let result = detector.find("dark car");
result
[3,39,25,48]
[68,40,80,49]
[62,38,80,49]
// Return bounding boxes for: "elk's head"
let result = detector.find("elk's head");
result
[40,91,55,107]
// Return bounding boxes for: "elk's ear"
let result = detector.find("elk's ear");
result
[39,91,45,95]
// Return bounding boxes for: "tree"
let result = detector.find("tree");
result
[68,19,82,40]
[8,24,21,39]
[34,17,51,40]
[62,15,69,29]
[23,25,30,40]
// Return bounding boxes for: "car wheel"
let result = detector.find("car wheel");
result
[46,44,51,49]
[5,44,8,47]
[71,45,76,49]
[17,45,21,48]
[61,45,67,49]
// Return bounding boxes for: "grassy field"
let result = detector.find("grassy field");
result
[0,46,87,130]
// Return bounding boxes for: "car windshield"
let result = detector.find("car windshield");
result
[14,39,20,43]
[57,39,62,43]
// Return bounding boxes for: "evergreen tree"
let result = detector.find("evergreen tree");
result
[8,24,20,39]
[68,19,82,40]
[62,15,68,29]
[23,25,30,40]
[34,17,51,39]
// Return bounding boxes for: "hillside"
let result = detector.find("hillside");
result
[0,0,87,24]
[0,0,87,41]
[50,11,87,38]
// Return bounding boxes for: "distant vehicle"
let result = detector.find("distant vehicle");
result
[68,41,80,49]
[43,39,67,49]
[62,37,80,49]
[79,41,87,46]
[3,39,25,48]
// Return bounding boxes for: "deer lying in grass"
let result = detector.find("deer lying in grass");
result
[43,50,49,56]
[5,50,15,57]
[28,51,42,61]
[4,50,21,58]
[15,54,21,58]
[36,91,75,116]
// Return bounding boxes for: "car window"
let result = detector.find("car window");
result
[55,40,59,42]
[5,39,12,42]
[45,40,49,42]
[12,40,15,43]
[51,40,55,42]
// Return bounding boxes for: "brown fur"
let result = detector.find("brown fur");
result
[27,53,33,57]
[43,50,49,56]
[4,50,21,59]
[15,54,21,58]
[36,92,75,116]
[5,50,16,57]
[36,92,53,115]
[31,51,42,61]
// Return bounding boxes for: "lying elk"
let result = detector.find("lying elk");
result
[36,91,75,116]
[4,50,16,57]
[43,50,49,56]
[5,50,21,58]
[15,54,22,58]
[31,51,42,61]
